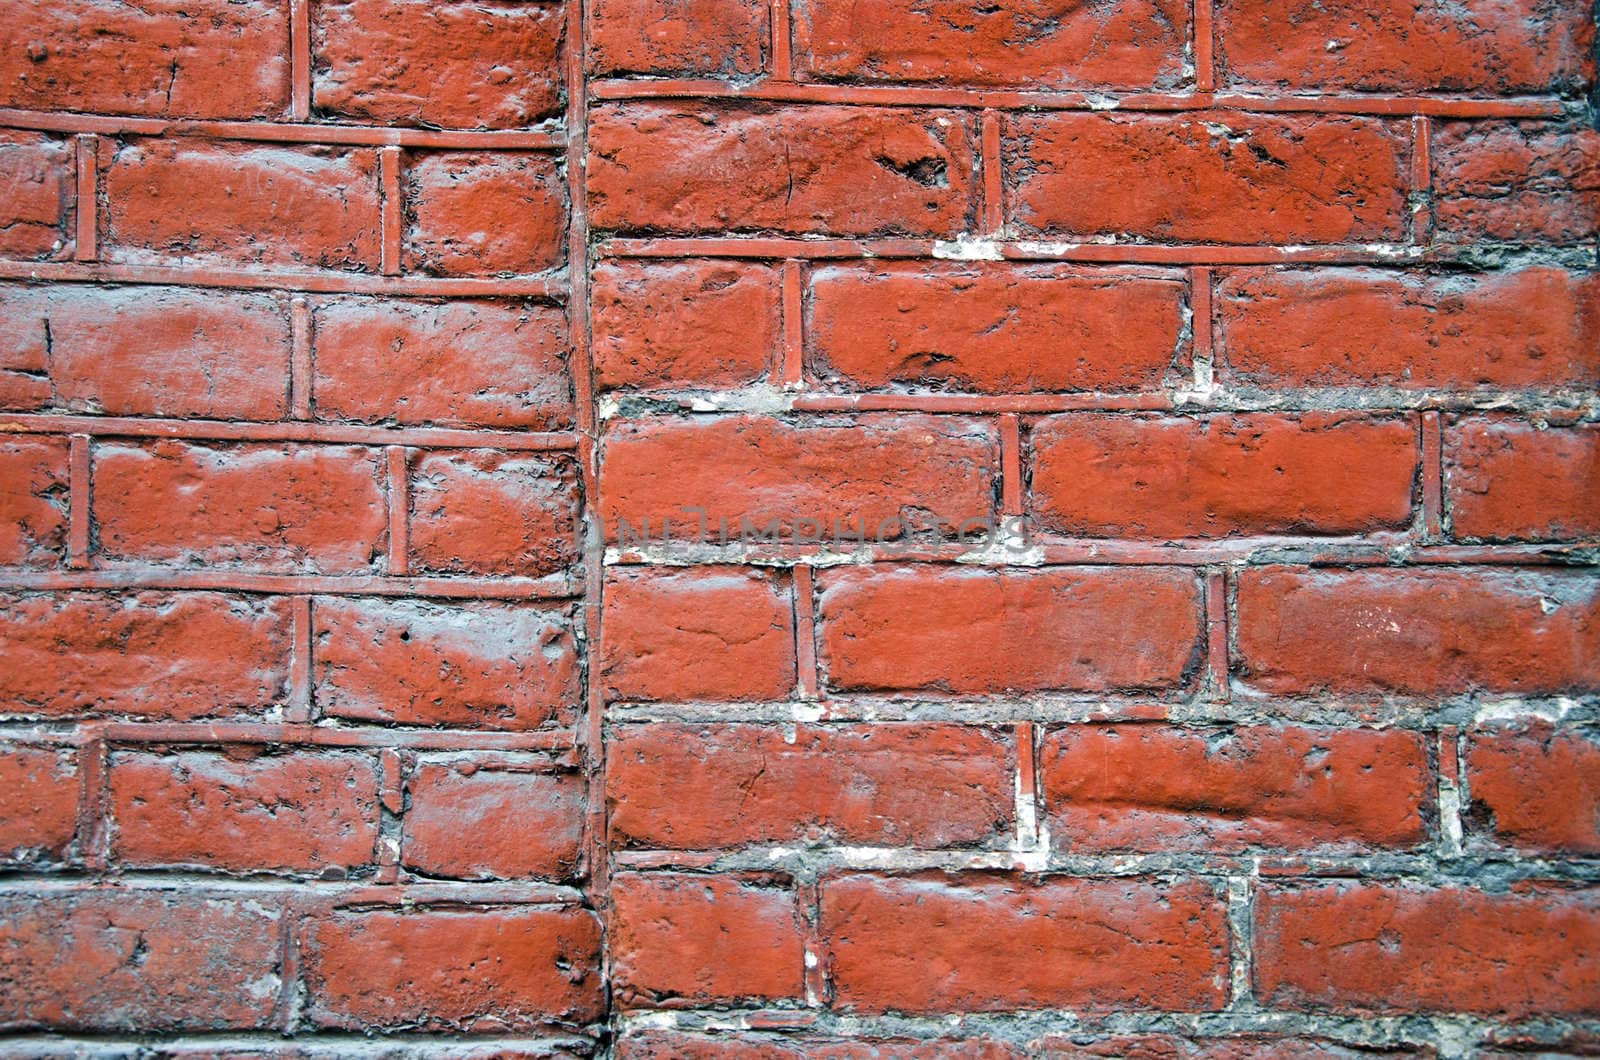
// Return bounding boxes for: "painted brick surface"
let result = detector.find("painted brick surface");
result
[0,0,1595,1055]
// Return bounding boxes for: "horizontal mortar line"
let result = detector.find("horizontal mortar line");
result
[0,720,580,753]
[0,569,583,600]
[0,413,581,452]
[603,539,1599,569]
[600,238,1447,265]
[0,260,566,299]
[0,1035,597,1051]
[602,696,1600,728]
[609,847,1600,879]
[0,108,566,149]
[0,874,587,905]
[588,78,1571,118]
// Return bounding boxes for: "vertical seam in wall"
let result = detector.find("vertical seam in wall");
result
[73,134,97,262]
[792,564,818,700]
[1189,265,1215,393]
[799,876,829,1006]
[67,433,91,569]
[290,0,311,121]
[1227,874,1255,1009]
[1410,115,1433,246]
[781,259,805,387]
[1000,413,1022,518]
[981,112,1004,236]
[272,894,302,1031]
[1421,410,1443,542]
[290,295,313,420]
[384,445,409,576]
[287,595,314,724]
[379,146,402,276]
[1206,568,1230,701]
[1437,724,1464,857]
[376,747,405,883]
[770,0,793,81]
[75,724,107,872]
[1192,0,1216,93]
[1013,721,1041,861]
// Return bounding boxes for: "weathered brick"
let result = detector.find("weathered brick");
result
[1030,1036,1436,1058]
[0,131,69,260]
[1007,113,1407,244]
[1254,881,1600,1016]
[403,152,565,276]
[108,750,379,874]
[1042,725,1428,853]
[313,0,563,128]
[402,759,585,880]
[818,566,1202,694]
[1235,567,1600,697]
[794,0,1188,89]
[601,567,796,702]
[1030,413,1418,539]
[1432,123,1600,245]
[313,597,578,729]
[311,298,573,430]
[600,414,998,543]
[589,103,975,237]
[0,592,290,720]
[1216,267,1600,391]
[406,450,580,577]
[809,264,1185,393]
[92,441,386,574]
[822,873,1228,1012]
[1217,0,1595,93]
[1445,418,1600,543]
[1465,723,1600,855]
[0,286,291,419]
[0,745,77,862]
[302,906,603,1030]
[0,436,68,568]
[0,0,290,119]
[104,140,381,271]
[616,1032,1028,1058]
[591,261,779,392]
[0,890,282,1031]
[610,873,805,1008]
[608,723,1014,848]
[589,0,767,77]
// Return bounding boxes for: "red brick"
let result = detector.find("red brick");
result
[303,906,603,1030]
[1030,413,1418,539]
[2,286,291,419]
[1445,418,1600,542]
[600,414,998,543]
[406,450,580,577]
[0,0,290,119]
[0,131,69,260]
[1042,725,1428,853]
[591,261,779,392]
[589,103,975,237]
[1465,722,1600,854]
[809,264,1185,394]
[607,723,1013,848]
[1216,267,1600,391]
[1217,0,1595,93]
[589,0,767,77]
[609,873,805,1008]
[402,759,585,880]
[601,567,796,702]
[103,140,381,271]
[0,436,68,568]
[92,441,386,574]
[617,1032,1027,1058]
[403,152,565,277]
[1235,567,1600,697]
[0,591,290,720]
[818,566,1202,694]
[1007,113,1406,244]
[313,0,563,128]
[311,298,573,430]
[313,597,577,729]
[1254,881,1600,1016]
[0,286,50,409]
[108,749,379,874]
[0,745,77,862]
[822,873,1228,1012]
[795,0,1188,89]
[1433,123,1600,245]
[0,890,282,1030]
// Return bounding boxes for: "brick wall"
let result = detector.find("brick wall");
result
[0,0,1597,1056]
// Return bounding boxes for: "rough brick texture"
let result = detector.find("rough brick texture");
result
[1,0,1597,1055]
